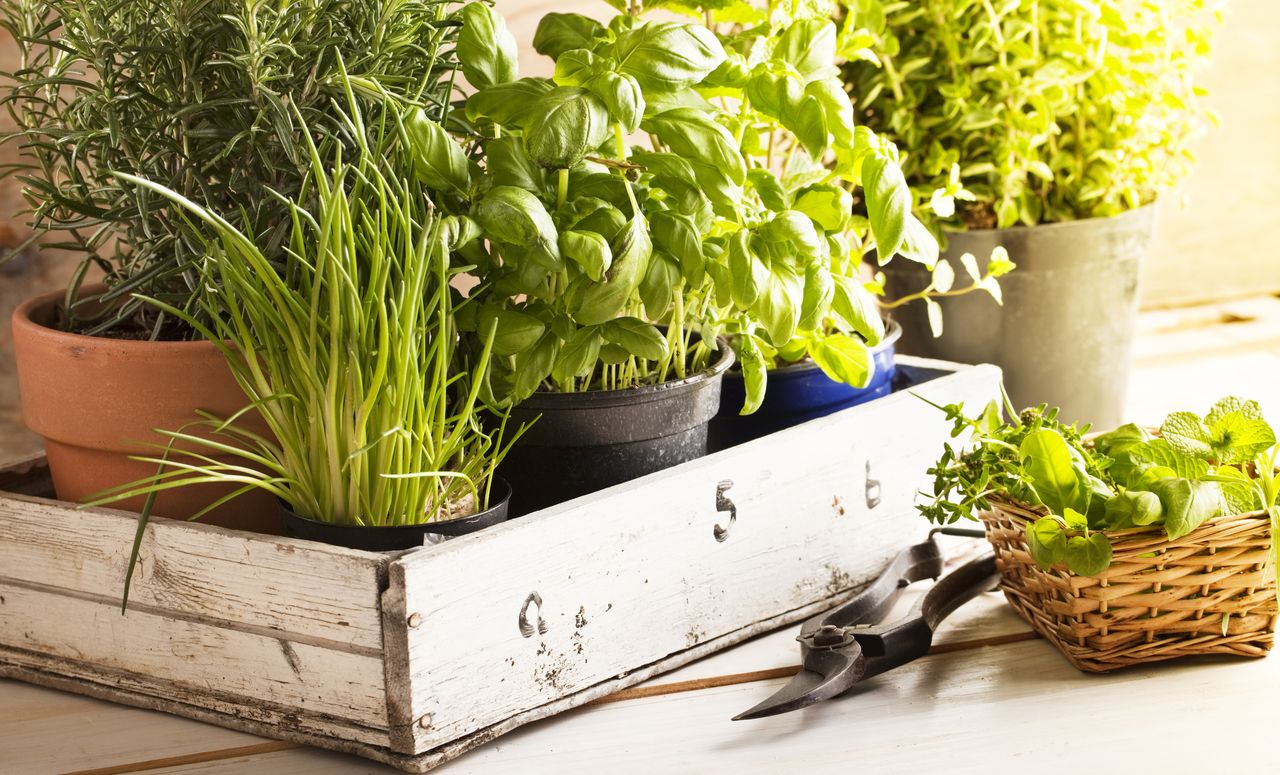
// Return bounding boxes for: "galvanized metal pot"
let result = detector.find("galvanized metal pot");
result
[881,204,1158,428]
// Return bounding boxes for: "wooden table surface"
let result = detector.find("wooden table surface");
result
[4,296,1280,775]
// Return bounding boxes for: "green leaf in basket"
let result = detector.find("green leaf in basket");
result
[1025,517,1066,570]
[1063,533,1113,577]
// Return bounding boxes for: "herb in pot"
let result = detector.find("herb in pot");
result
[431,0,1003,411]
[839,0,1222,229]
[0,0,462,337]
[83,95,522,581]
[919,396,1279,577]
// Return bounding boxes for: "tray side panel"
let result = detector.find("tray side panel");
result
[0,492,385,650]
[0,580,389,725]
[394,362,1002,753]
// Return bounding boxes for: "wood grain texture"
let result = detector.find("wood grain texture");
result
[0,582,388,725]
[0,490,387,651]
[395,360,1003,753]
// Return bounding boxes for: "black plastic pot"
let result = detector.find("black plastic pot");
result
[280,478,511,552]
[881,205,1158,428]
[709,321,903,450]
[499,339,735,516]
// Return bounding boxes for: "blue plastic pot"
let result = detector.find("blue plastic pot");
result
[709,321,902,450]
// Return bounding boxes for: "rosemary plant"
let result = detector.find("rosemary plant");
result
[84,96,517,529]
[0,0,461,337]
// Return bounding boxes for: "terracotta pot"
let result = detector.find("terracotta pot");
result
[9,288,280,533]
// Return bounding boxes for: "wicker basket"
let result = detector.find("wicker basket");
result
[980,498,1278,672]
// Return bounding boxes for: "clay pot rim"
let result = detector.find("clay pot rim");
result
[11,285,217,353]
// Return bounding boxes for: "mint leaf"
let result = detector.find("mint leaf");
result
[1130,438,1210,481]
[1064,534,1112,576]
[1212,465,1264,514]
[1208,412,1275,464]
[1160,411,1214,459]
[1207,396,1264,426]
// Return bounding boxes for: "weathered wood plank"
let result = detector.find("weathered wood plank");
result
[0,581,388,726]
[395,360,1003,753]
[0,490,387,651]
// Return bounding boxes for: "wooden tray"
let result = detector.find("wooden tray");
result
[0,356,1001,772]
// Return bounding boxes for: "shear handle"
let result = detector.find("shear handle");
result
[802,539,945,638]
[850,552,999,679]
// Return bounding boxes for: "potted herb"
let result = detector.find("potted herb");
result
[919,395,1278,671]
[841,0,1221,427]
[85,98,520,554]
[0,0,460,526]
[411,1,742,513]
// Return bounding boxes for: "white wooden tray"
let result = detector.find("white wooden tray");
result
[0,356,1001,772]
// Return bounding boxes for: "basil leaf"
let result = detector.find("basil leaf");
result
[805,77,854,146]
[810,333,872,388]
[745,70,804,121]
[862,152,912,262]
[479,305,546,356]
[602,316,669,361]
[485,136,544,193]
[533,13,605,59]
[552,326,602,383]
[1020,429,1091,516]
[727,230,761,309]
[457,2,518,90]
[472,186,560,264]
[650,211,703,285]
[559,229,612,281]
[733,333,768,416]
[585,71,645,134]
[466,77,555,128]
[793,184,853,233]
[512,331,559,401]
[405,109,470,194]
[831,275,885,346]
[553,48,601,87]
[747,169,790,212]
[753,263,802,345]
[612,21,726,92]
[639,252,680,319]
[641,108,745,215]
[524,86,610,169]
[575,216,651,325]
[774,18,838,83]
[799,263,835,332]
[1154,478,1224,540]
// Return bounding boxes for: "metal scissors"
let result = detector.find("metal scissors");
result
[734,528,999,720]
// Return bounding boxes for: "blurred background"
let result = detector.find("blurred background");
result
[2,0,1278,456]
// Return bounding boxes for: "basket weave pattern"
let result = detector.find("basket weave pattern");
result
[980,499,1278,672]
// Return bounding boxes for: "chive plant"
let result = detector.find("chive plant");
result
[85,96,518,528]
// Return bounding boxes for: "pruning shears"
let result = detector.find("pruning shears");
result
[733,528,999,720]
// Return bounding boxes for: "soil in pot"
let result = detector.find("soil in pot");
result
[498,339,735,516]
[881,205,1158,428]
[709,321,902,450]
[280,478,512,552]
[9,288,279,532]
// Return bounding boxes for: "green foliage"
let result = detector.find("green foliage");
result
[840,0,1222,229]
[84,100,520,530]
[0,0,461,337]
[920,395,1277,577]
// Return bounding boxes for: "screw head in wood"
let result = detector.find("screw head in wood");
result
[407,613,423,629]
[417,713,432,729]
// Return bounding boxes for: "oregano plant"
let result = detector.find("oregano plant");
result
[838,0,1222,230]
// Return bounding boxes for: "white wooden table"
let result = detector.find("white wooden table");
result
[4,297,1280,775]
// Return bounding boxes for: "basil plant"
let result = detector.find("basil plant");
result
[413,1,951,411]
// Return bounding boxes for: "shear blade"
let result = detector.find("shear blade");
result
[732,648,863,721]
